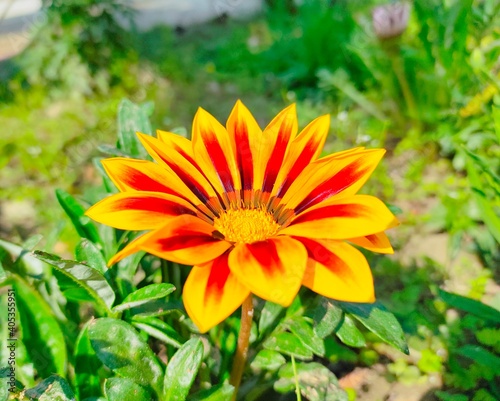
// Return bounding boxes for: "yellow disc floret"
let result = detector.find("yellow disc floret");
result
[213,207,281,243]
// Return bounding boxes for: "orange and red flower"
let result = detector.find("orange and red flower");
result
[86,101,397,332]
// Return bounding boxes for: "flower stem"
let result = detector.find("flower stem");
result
[229,294,254,400]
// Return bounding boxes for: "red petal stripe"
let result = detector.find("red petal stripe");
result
[294,160,370,214]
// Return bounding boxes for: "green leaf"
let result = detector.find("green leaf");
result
[456,345,500,371]
[163,338,204,401]
[34,251,115,313]
[274,362,348,401]
[22,234,43,251]
[338,302,408,354]
[335,315,366,348]
[263,332,313,360]
[117,98,153,158]
[128,298,182,318]
[74,323,102,400]
[475,328,500,347]
[435,391,468,401]
[12,277,67,377]
[251,349,287,372]
[89,318,164,396]
[113,283,175,312]
[75,239,107,275]
[309,298,343,339]
[187,383,234,401]
[55,189,100,244]
[24,375,75,400]
[132,316,183,348]
[288,317,325,356]
[439,289,500,323]
[0,238,45,278]
[317,69,386,121]
[464,152,500,243]
[105,378,152,401]
[258,301,284,338]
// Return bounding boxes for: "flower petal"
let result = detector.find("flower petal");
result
[192,107,241,206]
[272,114,330,200]
[280,195,398,240]
[137,133,222,214]
[255,104,298,201]
[228,236,307,306]
[183,253,250,333]
[85,191,197,230]
[279,149,386,213]
[348,232,394,254]
[108,215,231,265]
[226,100,262,206]
[102,158,185,196]
[298,238,375,302]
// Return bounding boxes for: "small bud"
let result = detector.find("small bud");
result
[372,2,410,40]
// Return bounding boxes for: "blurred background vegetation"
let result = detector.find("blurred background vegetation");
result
[0,0,499,399]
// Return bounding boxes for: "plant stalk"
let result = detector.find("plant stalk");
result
[229,294,254,400]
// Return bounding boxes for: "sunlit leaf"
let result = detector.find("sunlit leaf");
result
[263,332,313,360]
[113,283,175,312]
[251,349,287,372]
[89,318,163,396]
[75,239,107,275]
[34,251,115,313]
[163,338,204,401]
[187,383,234,401]
[288,317,325,356]
[335,315,366,348]
[55,189,100,244]
[12,277,67,378]
[24,375,75,401]
[74,323,102,400]
[338,301,408,354]
[105,377,152,401]
[132,316,183,348]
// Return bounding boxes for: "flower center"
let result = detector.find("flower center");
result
[213,207,281,243]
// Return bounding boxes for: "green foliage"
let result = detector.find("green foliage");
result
[14,0,136,96]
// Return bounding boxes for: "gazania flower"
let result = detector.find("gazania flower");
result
[86,101,397,333]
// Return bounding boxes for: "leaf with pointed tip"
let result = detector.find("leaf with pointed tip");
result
[338,302,408,354]
[75,239,107,275]
[56,189,100,243]
[113,283,175,312]
[34,251,115,313]
[439,289,500,323]
[163,338,204,401]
